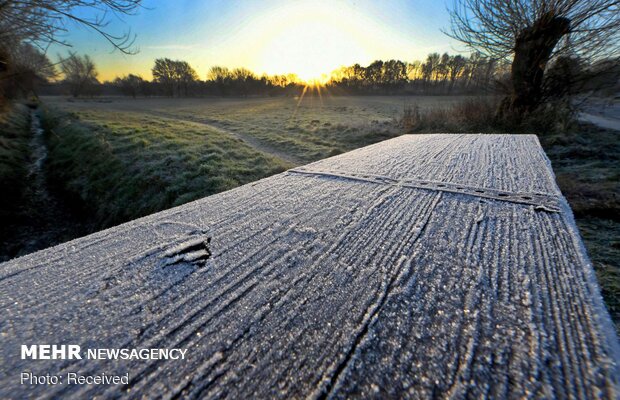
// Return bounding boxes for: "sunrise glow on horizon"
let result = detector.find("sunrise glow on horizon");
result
[59,0,463,82]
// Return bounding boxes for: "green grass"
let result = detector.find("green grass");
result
[42,96,465,164]
[0,104,31,221]
[174,99,401,162]
[576,218,620,328]
[41,106,291,228]
[538,123,620,333]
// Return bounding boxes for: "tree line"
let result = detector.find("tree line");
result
[327,53,509,95]
[3,44,618,102]
[85,62,304,98]
[37,52,516,98]
[38,51,618,99]
[1,0,618,115]
[113,52,514,97]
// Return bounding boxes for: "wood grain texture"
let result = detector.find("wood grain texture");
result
[1,134,618,399]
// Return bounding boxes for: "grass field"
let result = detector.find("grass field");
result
[42,95,469,164]
[38,95,431,227]
[538,123,620,331]
[40,99,299,227]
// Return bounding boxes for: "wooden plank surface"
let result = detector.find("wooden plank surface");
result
[1,134,618,399]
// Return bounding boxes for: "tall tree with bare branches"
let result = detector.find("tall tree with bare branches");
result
[447,0,620,115]
[0,0,142,53]
[60,53,98,97]
[0,0,141,100]
[152,58,198,97]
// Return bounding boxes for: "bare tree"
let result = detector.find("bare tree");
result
[421,53,440,91]
[364,61,384,90]
[151,58,176,97]
[447,55,467,92]
[3,43,57,97]
[382,60,407,92]
[176,61,198,96]
[437,53,450,86]
[152,58,198,97]
[447,0,620,114]
[0,0,141,101]
[61,53,98,97]
[207,66,232,96]
[10,43,56,80]
[407,61,422,81]
[115,74,144,98]
[0,0,142,54]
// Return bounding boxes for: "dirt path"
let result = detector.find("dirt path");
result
[142,110,303,165]
[577,98,620,132]
[578,112,620,131]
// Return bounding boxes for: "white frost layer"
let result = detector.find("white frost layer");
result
[1,134,618,399]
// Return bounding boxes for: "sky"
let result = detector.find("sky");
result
[55,0,466,82]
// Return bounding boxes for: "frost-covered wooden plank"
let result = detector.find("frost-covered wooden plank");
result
[0,134,618,399]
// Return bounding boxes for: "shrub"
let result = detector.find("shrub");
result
[401,96,577,135]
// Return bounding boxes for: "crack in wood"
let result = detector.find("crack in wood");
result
[289,167,561,213]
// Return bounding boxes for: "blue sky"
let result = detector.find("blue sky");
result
[56,0,465,81]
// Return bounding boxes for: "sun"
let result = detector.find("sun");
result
[209,1,413,85]
[256,18,370,83]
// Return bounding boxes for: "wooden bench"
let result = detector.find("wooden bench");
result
[1,134,618,398]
